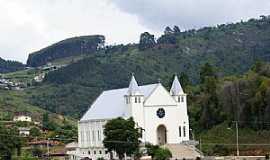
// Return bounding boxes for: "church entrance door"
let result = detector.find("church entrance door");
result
[157,125,167,145]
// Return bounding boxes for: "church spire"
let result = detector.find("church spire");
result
[170,74,184,95]
[127,73,141,95]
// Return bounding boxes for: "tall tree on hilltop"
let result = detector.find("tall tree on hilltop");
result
[164,26,174,35]
[173,26,181,33]
[139,32,156,50]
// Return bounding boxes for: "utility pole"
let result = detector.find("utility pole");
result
[47,138,50,157]
[199,136,202,151]
[235,121,239,158]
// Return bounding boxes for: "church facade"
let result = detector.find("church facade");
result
[70,75,190,160]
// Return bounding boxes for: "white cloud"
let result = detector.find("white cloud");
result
[1,0,270,63]
[0,0,150,62]
[111,0,270,30]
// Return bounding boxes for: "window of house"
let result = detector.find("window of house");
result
[81,131,84,143]
[99,150,102,154]
[92,130,95,142]
[179,126,181,137]
[135,97,137,103]
[178,96,181,102]
[98,130,101,141]
[94,151,96,155]
[138,97,141,103]
[181,96,184,102]
[183,126,186,137]
[88,151,91,155]
[126,97,128,104]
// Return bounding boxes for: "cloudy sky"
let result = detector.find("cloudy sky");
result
[1,0,270,63]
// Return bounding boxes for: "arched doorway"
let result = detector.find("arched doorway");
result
[157,125,167,145]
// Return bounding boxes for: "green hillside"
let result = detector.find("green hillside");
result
[27,35,105,67]
[26,16,270,119]
[0,57,25,73]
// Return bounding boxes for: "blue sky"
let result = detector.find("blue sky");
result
[1,0,270,63]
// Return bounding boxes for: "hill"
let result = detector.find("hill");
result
[26,35,105,67]
[27,16,270,118]
[0,57,25,73]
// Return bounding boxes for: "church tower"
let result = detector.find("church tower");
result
[170,75,189,141]
[125,74,145,130]
[170,75,188,114]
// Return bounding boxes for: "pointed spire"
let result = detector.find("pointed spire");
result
[127,73,141,95]
[170,74,184,95]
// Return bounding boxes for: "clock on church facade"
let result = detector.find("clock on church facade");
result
[157,108,165,118]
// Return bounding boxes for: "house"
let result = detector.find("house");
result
[18,127,30,136]
[69,75,200,160]
[13,114,32,122]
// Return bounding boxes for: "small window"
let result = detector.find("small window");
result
[181,96,184,102]
[179,126,181,137]
[98,130,101,141]
[178,96,180,102]
[88,151,91,155]
[138,97,141,103]
[94,151,96,155]
[92,130,95,142]
[135,97,137,103]
[126,97,128,104]
[99,150,102,154]
[183,126,186,137]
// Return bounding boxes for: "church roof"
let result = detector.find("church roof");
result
[127,75,141,95]
[170,75,184,95]
[80,83,158,122]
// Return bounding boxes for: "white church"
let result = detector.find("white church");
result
[68,75,200,160]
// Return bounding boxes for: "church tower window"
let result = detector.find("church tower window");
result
[181,96,184,102]
[98,130,101,141]
[92,130,95,142]
[178,96,180,102]
[179,126,181,137]
[183,126,186,137]
[135,97,137,103]
[126,97,128,104]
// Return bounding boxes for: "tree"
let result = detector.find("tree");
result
[139,32,156,50]
[153,148,172,160]
[173,26,181,33]
[103,117,141,160]
[42,112,49,129]
[0,125,22,160]
[164,26,174,35]
[179,72,190,88]
[145,143,172,160]
[30,127,41,137]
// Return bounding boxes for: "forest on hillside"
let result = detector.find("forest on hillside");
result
[26,16,270,119]
[26,35,105,67]
[0,58,25,73]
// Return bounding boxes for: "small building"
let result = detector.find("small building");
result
[18,127,30,136]
[13,113,32,122]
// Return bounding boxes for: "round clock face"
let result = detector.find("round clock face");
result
[157,108,165,118]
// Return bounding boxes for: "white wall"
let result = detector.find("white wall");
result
[13,115,32,122]
[142,85,189,145]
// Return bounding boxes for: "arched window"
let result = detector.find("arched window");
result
[135,97,137,103]
[178,96,181,102]
[179,126,181,137]
[181,96,184,102]
[183,126,186,137]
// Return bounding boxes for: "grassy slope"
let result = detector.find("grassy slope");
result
[200,123,270,156]
[0,89,76,125]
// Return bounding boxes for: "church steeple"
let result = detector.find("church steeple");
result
[170,75,184,95]
[127,73,141,95]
